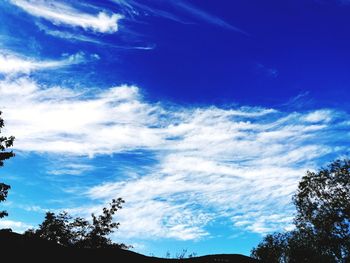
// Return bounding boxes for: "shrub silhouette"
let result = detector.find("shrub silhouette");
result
[0,111,15,218]
[251,159,350,262]
[26,198,129,249]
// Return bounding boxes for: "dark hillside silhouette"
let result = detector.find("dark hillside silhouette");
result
[0,230,258,262]
[18,199,257,262]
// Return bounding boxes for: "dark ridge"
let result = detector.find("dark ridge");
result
[0,230,258,262]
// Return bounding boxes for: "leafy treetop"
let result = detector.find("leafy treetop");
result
[252,159,350,262]
[25,198,129,249]
[0,111,15,218]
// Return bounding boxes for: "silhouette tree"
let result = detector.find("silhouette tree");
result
[252,159,350,262]
[251,232,288,262]
[25,198,128,249]
[33,212,74,246]
[0,111,15,218]
[81,198,124,248]
[294,159,350,261]
[251,230,328,262]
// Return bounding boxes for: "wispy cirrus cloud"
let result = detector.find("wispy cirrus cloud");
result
[256,63,279,78]
[10,0,123,33]
[172,0,249,35]
[0,51,96,75]
[48,163,95,176]
[35,22,105,45]
[112,0,247,35]
[1,76,349,240]
[112,0,191,24]
[36,22,155,50]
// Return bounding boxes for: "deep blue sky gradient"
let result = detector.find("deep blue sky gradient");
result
[3,0,350,107]
[1,0,350,257]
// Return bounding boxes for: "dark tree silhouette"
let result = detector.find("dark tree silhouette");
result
[251,159,350,262]
[251,232,288,262]
[25,198,128,249]
[251,230,327,262]
[81,197,124,248]
[33,212,74,246]
[0,111,15,218]
[294,159,350,261]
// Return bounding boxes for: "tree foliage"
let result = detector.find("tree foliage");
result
[33,212,74,246]
[0,111,15,218]
[251,232,289,262]
[252,159,350,262]
[25,198,129,249]
[251,230,329,263]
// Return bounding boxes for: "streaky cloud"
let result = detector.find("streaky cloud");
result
[36,21,155,50]
[48,163,95,176]
[36,22,105,45]
[281,91,314,110]
[256,63,279,78]
[0,51,96,75]
[10,0,123,33]
[113,0,192,24]
[173,0,249,35]
[1,77,349,240]
[111,0,247,34]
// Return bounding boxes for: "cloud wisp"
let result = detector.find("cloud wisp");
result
[112,0,191,24]
[112,0,248,35]
[0,51,93,75]
[48,163,95,176]
[1,77,349,240]
[10,0,123,33]
[173,1,249,35]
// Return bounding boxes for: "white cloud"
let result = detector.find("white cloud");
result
[85,161,304,239]
[20,205,47,213]
[303,109,333,123]
[36,22,105,44]
[39,25,155,49]
[0,51,90,75]
[0,77,348,240]
[11,0,123,33]
[0,219,33,233]
[48,163,95,176]
[1,78,161,155]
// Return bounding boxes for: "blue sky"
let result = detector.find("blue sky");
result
[0,0,350,257]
